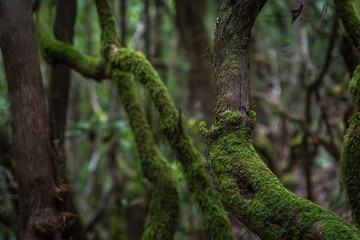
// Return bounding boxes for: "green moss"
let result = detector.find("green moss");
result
[109,49,234,239]
[36,0,108,80]
[207,110,360,239]
[94,0,120,58]
[334,0,360,52]
[112,70,180,239]
[37,29,107,80]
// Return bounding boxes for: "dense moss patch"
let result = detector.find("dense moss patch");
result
[112,70,180,239]
[205,110,360,239]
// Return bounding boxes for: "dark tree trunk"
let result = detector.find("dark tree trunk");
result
[0,0,75,239]
[48,1,86,240]
[49,0,76,182]
[175,0,215,125]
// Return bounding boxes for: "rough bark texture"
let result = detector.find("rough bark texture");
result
[175,0,215,125]
[213,0,263,118]
[0,0,75,239]
[200,0,360,239]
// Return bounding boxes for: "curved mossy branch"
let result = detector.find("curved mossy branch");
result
[37,29,107,80]
[341,66,360,225]
[93,0,234,238]
[36,1,107,80]
[202,111,360,239]
[94,0,181,238]
[109,49,234,239]
[112,70,180,239]
[334,0,360,52]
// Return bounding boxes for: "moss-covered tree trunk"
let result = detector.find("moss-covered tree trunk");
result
[334,0,360,227]
[199,0,360,239]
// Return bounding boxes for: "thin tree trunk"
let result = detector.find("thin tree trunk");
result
[49,0,76,184]
[48,0,87,239]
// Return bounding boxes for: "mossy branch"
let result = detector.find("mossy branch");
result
[334,0,360,52]
[39,0,234,237]
[38,29,107,80]
[94,0,120,57]
[109,48,234,239]
[112,70,180,239]
[36,0,107,80]
[94,0,181,237]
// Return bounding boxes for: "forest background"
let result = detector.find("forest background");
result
[0,0,360,239]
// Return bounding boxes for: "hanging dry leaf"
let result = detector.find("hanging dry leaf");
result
[291,3,303,24]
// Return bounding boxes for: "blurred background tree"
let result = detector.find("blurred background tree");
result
[0,0,359,239]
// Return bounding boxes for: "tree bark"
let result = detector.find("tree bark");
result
[49,0,76,183]
[0,0,75,239]
[48,1,86,239]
